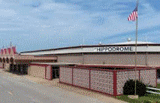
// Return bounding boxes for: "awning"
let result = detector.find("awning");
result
[14,55,57,61]
[30,62,80,66]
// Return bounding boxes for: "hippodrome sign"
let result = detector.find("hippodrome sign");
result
[96,46,132,52]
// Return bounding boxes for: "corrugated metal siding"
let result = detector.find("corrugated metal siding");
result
[148,54,160,66]
[84,54,146,65]
[58,54,147,65]
[58,55,83,64]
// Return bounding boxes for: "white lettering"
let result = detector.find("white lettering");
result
[96,46,132,52]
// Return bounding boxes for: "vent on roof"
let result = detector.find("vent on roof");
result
[127,38,131,42]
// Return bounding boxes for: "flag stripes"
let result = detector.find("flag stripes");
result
[128,7,138,21]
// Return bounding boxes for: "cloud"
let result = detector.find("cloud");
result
[140,30,160,41]
[0,28,21,31]
[0,9,16,17]
[0,0,160,52]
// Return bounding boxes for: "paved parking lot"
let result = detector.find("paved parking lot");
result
[0,69,127,103]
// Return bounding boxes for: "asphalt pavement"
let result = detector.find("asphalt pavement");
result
[0,71,104,103]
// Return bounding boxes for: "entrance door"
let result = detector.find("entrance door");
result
[23,64,28,74]
[9,64,13,72]
[52,66,59,78]
[3,63,4,69]
[19,64,28,75]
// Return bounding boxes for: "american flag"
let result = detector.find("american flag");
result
[128,7,138,21]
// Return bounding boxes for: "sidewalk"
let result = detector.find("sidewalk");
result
[0,69,127,103]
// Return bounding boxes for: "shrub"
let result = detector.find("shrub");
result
[123,79,146,96]
[157,69,160,77]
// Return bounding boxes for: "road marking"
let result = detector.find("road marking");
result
[8,91,13,96]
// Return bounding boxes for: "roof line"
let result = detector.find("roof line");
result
[20,43,160,54]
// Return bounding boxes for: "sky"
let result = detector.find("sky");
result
[0,0,160,52]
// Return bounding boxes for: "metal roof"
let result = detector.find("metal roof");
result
[114,41,154,44]
[20,41,159,54]
[14,54,57,60]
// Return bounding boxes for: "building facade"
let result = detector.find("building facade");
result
[0,41,159,96]
[20,41,160,67]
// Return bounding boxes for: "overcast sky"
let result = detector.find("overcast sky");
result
[0,0,160,52]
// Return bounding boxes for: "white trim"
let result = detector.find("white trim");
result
[147,87,160,91]
[146,91,160,94]
[20,46,160,56]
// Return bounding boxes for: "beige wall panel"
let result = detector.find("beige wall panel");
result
[28,65,45,79]
[84,54,146,65]
[148,54,160,66]
[58,55,83,63]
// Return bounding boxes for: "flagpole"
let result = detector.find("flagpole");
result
[135,0,139,96]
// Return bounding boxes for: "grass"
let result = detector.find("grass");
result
[116,95,141,103]
[116,83,160,103]
[157,83,160,89]
[116,94,160,103]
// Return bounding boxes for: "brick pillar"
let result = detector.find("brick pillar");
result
[89,69,91,89]
[139,70,140,81]
[113,70,117,97]
[156,69,157,87]
[59,67,61,82]
[45,66,47,79]
[50,66,52,80]
[72,68,74,85]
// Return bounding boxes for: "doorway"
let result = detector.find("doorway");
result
[52,66,59,79]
